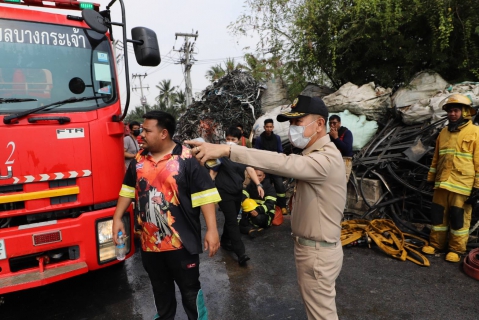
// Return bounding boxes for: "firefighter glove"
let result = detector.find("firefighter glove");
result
[465,188,479,206]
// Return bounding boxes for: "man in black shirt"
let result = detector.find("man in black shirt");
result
[328,115,354,181]
[211,127,263,266]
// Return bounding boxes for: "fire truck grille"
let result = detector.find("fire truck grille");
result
[0,202,25,212]
[0,201,116,229]
[9,245,80,273]
[0,184,25,213]
[0,184,23,193]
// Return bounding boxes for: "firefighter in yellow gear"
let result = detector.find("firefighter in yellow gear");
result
[423,94,479,262]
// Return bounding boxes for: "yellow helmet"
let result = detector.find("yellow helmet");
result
[242,199,257,212]
[440,94,476,117]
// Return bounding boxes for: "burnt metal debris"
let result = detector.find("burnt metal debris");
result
[349,116,479,247]
[175,70,262,143]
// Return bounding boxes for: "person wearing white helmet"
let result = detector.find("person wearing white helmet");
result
[423,94,479,262]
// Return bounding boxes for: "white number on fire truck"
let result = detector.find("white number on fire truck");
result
[5,141,15,165]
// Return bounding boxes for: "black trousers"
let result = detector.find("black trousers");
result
[239,213,269,234]
[270,174,287,208]
[141,249,207,320]
[218,199,245,258]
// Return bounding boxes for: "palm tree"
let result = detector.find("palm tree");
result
[155,79,177,107]
[241,54,272,82]
[154,100,183,121]
[205,64,225,83]
[174,89,187,109]
[156,100,169,113]
[124,104,154,124]
[224,57,243,73]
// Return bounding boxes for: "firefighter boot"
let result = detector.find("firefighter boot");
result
[248,228,264,238]
[238,254,250,266]
[445,252,461,263]
[422,246,436,255]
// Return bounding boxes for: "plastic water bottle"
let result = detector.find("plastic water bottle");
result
[237,209,243,222]
[116,231,126,261]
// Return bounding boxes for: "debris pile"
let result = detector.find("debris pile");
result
[351,119,438,225]
[175,70,262,142]
[322,82,392,122]
[393,71,479,125]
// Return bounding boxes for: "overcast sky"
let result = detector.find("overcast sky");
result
[97,0,258,110]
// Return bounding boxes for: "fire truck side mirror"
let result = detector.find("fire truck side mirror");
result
[82,9,109,34]
[131,27,161,67]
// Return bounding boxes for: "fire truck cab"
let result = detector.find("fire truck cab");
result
[0,0,160,294]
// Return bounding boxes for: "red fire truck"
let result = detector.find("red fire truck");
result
[0,0,160,294]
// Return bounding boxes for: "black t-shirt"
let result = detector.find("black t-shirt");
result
[214,157,246,201]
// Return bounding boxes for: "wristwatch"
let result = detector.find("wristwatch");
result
[257,183,263,188]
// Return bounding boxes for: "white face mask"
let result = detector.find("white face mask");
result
[288,120,318,149]
[225,141,237,146]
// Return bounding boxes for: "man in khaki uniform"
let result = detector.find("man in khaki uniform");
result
[187,95,346,320]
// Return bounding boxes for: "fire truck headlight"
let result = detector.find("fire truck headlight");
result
[96,216,131,264]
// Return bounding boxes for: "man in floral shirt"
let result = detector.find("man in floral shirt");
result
[113,111,221,320]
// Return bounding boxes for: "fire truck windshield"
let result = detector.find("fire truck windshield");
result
[0,19,117,114]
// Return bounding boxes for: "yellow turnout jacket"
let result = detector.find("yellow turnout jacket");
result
[427,120,479,195]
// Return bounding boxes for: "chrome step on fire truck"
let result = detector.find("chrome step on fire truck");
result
[0,0,160,295]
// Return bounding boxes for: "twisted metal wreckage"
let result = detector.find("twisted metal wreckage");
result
[175,70,262,143]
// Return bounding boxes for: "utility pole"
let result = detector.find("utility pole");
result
[174,31,198,107]
[132,73,149,113]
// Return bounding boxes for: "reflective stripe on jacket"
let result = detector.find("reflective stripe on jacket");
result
[427,120,479,196]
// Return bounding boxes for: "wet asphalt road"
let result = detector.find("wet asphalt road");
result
[1,213,478,320]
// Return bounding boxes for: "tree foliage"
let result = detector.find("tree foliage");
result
[125,79,187,124]
[232,0,479,95]
[205,58,244,82]
[155,79,177,107]
[205,64,226,82]
[205,54,288,88]
[124,103,185,124]
[124,104,154,124]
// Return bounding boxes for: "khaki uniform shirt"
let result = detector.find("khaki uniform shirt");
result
[231,134,346,243]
